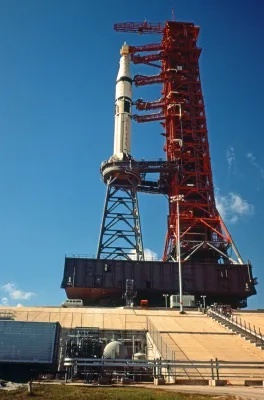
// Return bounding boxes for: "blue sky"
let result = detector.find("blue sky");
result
[0,0,263,309]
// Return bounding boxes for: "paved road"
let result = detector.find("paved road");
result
[144,384,264,400]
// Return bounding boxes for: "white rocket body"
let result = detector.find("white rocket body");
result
[113,44,132,160]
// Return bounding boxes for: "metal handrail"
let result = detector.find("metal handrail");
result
[147,318,207,379]
[208,308,264,346]
[147,318,175,362]
[65,253,159,261]
[63,356,264,380]
[0,309,15,319]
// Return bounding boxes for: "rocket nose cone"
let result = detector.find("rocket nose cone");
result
[116,55,131,80]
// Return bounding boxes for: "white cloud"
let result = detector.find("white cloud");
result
[226,146,235,172]
[2,283,35,301]
[215,192,254,223]
[143,248,158,260]
[1,297,8,305]
[247,152,264,179]
[129,248,158,260]
[247,152,256,163]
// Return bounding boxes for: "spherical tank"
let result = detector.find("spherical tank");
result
[103,340,127,359]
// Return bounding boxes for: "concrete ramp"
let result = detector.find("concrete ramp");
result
[148,313,264,382]
[1,306,264,382]
[0,306,148,330]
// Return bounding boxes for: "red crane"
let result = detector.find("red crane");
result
[114,21,243,265]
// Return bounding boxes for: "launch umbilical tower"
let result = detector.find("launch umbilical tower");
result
[61,20,256,308]
[114,20,247,266]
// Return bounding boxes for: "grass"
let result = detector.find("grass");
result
[0,385,239,400]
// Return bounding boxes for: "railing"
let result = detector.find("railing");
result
[147,318,210,380]
[0,309,15,320]
[63,357,264,381]
[65,253,159,261]
[147,318,175,362]
[207,307,264,347]
[65,254,96,259]
[213,360,264,380]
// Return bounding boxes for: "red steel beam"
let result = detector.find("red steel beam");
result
[115,21,238,264]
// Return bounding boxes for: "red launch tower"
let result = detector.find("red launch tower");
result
[115,21,244,265]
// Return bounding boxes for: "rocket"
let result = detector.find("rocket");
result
[101,43,139,185]
[112,43,132,160]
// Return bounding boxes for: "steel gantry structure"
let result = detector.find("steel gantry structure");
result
[84,20,257,308]
[113,20,245,266]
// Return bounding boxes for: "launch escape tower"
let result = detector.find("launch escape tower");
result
[62,20,256,308]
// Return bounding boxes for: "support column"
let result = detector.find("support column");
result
[97,185,144,260]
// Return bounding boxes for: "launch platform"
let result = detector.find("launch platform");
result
[61,256,256,308]
[60,20,257,310]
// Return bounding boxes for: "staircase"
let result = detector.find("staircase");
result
[208,308,264,350]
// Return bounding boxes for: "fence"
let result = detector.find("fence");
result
[63,356,264,381]
[147,318,175,362]
[208,308,264,347]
